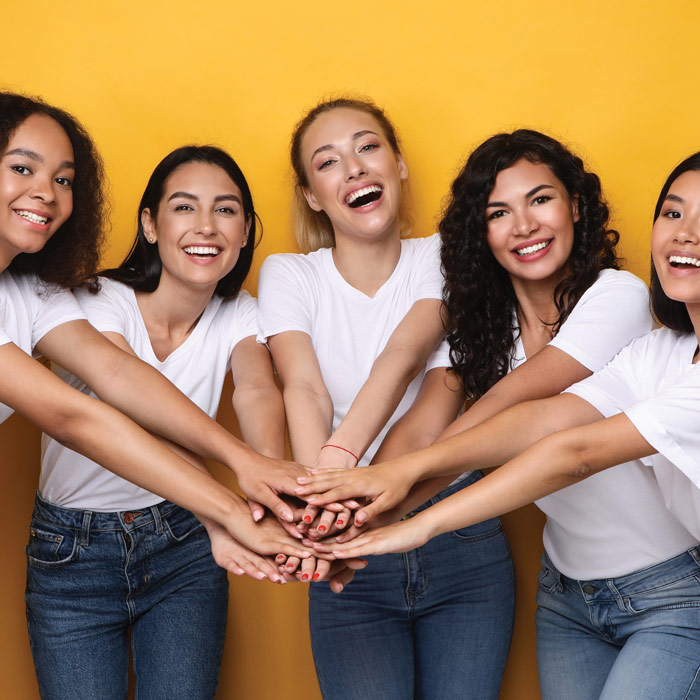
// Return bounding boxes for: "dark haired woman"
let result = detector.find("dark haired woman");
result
[258,98,515,700]
[306,148,700,699]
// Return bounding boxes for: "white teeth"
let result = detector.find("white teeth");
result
[345,185,382,205]
[515,240,550,256]
[183,246,220,256]
[16,210,48,225]
[669,255,700,267]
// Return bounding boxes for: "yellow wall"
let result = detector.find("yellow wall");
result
[2,1,700,697]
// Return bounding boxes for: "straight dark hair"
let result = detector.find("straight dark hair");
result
[650,152,700,333]
[102,145,258,297]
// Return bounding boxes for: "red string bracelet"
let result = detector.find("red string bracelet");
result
[321,444,359,464]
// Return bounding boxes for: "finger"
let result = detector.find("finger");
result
[298,504,319,530]
[265,492,294,523]
[278,518,304,539]
[334,522,367,543]
[299,556,316,583]
[310,508,336,537]
[354,496,392,526]
[303,484,365,504]
[247,499,265,523]
[311,557,331,583]
[328,558,368,593]
[334,507,351,530]
[283,556,301,574]
[340,499,361,510]
[277,543,312,559]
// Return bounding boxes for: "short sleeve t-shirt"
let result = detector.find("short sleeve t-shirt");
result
[257,234,448,466]
[0,271,85,423]
[40,277,258,511]
[567,327,700,541]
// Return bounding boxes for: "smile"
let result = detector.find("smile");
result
[14,209,50,225]
[183,246,221,258]
[669,255,700,268]
[345,185,383,208]
[514,240,551,256]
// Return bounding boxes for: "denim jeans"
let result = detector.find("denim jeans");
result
[536,548,700,700]
[309,472,515,700]
[25,494,228,700]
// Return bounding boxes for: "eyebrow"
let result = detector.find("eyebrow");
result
[4,148,74,169]
[486,184,555,208]
[167,191,241,204]
[664,194,685,204]
[310,130,380,160]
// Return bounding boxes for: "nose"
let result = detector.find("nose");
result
[345,154,367,181]
[674,216,700,244]
[512,207,538,236]
[29,173,57,204]
[195,209,217,235]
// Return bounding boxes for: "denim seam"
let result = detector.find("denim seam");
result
[682,662,700,700]
[450,524,503,543]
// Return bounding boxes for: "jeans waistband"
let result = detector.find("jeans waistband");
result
[31,492,178,539]
[542,546,700,599]
[405,470,482,518]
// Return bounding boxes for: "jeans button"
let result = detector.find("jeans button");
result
[582,584,595,595]
[124,512,134,524]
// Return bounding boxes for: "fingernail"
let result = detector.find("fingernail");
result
[282,510,293,522]
[318,525,327,532]
[303,515,312,523]
[296,477,310,484]
[301,574,309,581]
[256,572,266,580]
[336,519,344,527]
[312,573,320,580]
[286,563,294,569]
[253,511,263,522]
[276,554,285,561]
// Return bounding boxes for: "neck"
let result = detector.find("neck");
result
[689,303,700,363]
[511,275,562,329]
[331,225,402,297]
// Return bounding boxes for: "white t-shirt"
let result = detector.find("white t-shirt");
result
[0,271,85,423]
[40,277,258,511]
[568,326,700,542]
[513,269,696,579]
[257,234,448,466]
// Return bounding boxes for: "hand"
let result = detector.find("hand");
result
[295,463,412,526]
[311,517,429,558]
[275,554,368,592]
[206,522,287,584]
[235,455,310,523]
[314,445,358,470]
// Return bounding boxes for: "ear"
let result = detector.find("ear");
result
[396,152,409,181]
[302,186,323,213]
[242,214,252,248]
[571,194,580,224]
[141,209,157,243]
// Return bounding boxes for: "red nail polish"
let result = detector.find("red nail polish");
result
[276,554,285,561]
[301,574,309,581]
[303,515,312,523]
[318,525,326,532]
[336,519,344,526]
[312,573,320,580]
[286,563,294,569]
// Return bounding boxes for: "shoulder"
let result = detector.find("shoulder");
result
[584,268,649,299]
[401,233,441,258]
[260,249,327,277]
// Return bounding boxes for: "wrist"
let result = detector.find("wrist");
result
[320,443,359,468]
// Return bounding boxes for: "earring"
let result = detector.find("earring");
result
[148,237,154,243]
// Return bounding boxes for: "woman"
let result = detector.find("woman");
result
[307,152,700,699]
[27,145,295,699]
[257,97,514,700]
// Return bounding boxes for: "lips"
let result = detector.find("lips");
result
[513,239,552,257]
[344,184,383,208]
[669,254,700,269]
[14,209,51,226]
[183,245,221,258]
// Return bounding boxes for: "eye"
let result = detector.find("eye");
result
[216,206,237,215]
[532,195,552,206]
[662,209,681,219]
[317,158,335,171]
[487,209,507,221]
[174,204,194,211]
[10,164,31,175]
[359,143,379,153]
[55,176,72,188]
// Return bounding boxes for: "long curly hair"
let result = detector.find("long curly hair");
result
[290,96,411,253]
[440,129,620,398]
[101,145,258,298]
[0,92,106,289]
[650,151,700,333]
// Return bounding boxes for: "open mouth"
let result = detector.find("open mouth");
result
[14,209,50,226]
[183,246,221,259]
[345,185,383,209]
[514,239,551,257]
[669,255,700,269]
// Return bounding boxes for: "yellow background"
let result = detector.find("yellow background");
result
[2,0,699,697]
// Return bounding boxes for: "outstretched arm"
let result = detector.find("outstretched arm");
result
[317,407,654,557]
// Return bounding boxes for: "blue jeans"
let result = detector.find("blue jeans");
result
[536,548,700,700]
[25,494,228,700]
[309,472,515,700]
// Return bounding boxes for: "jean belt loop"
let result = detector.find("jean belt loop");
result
[152,504,164,534]
[80,511,92,547]
[689,545,700,567]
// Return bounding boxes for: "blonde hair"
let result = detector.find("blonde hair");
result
[290,96,412,253]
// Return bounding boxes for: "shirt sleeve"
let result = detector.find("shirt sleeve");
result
[257,254,315,342]
[413,234,445,301]
[0,326,12,347]
[29,280,86,348]
[74,279,130,336]
[548,271,652,371]
[625,366,700,487]
[425,337,451,371]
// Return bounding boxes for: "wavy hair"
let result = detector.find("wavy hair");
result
[0,92,106,289]
[290,96,411,253]
[101,145,259,298]
[440,129,620,398]
[650,151,700,333]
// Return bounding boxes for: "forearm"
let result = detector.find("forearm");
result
[233,384,286,459]
[283,385,334,466]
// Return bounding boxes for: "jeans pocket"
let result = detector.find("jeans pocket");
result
[450,515,503,542]
[26,524,79,568]
[163,506,204,543]
[538,565,563,594]
[624,573,700,613]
